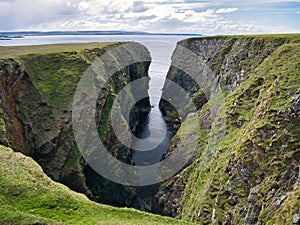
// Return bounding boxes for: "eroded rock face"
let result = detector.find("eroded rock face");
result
[153,35,300,224]
[0,43,152,207]
[159,37,286,124]
[151,169,189,217]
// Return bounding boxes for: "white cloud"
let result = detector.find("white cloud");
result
[0,0,79,30]
[0,0,299,34]
[215,8,238,14]
[78,0,134,15]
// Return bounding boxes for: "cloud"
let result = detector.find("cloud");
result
[131,1,149,13]
[78,0,134,15]
[215,7,238,14]
[0,0,79,30]
[0,0,299,34]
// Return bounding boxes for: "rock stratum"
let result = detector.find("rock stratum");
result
[154,34,300,224]
[0,42,152,208]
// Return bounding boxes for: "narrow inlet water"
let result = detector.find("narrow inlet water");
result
[131,41,175,166]
[130,40,178,209]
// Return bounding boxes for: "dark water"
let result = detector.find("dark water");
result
[128,40,182,209]
[130,40,177,166]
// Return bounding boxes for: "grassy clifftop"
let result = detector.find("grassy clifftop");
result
[156,34,300,224]
[0,42,117,59]
[0,144,194,225]
[0,42,121,109]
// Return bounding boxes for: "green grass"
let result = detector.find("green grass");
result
[0,42,125,109]
[0,42,120,59]
[98,94,115,140]
[13,43,122,109]
[182,33,300,42]
[18,52,89,108]
[175,36,300,224]
[0,145,195,225]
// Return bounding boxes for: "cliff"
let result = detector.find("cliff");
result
[0,42,151,207]
[154,34,300,224]
[1,35,299,225]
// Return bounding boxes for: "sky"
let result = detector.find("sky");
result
[0,0,299,35]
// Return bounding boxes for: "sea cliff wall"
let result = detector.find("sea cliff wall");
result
[154,35,300,225]
[0,42,151,207]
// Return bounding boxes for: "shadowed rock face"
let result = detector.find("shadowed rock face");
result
[153,35,300,224]
[0,43,152,207]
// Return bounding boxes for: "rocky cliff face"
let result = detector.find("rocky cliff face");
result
[0,43,151,207]
[154,35,300,224]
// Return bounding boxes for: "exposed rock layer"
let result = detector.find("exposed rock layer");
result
[154,35,300,225]
[0,42,151,207]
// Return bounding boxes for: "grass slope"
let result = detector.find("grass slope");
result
[179,40,300,224]
[0,42,119,59]
[0,145,194,225]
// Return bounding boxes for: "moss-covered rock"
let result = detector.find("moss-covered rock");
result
[155,34,300,224]
[0,42,151,208]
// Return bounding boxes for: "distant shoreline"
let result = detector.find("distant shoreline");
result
[0,31,202,39]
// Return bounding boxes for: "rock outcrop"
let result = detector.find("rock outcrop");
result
[0,42,151,207]
[154,35,300,224]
